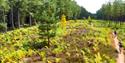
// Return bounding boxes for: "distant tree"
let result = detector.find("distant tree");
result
[8,0,16,29]
[79,7,92,19]
[0,0,9,32]
[0,0,9,23]
[0,0,84,31]
[96,0,125,21]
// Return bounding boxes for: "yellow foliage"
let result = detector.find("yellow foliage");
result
[61,14,67,29]
[47,60,52,63]
[55,58,61,63]
[17,50,25,59]
[95,52,102,63]
[28,49,35,56]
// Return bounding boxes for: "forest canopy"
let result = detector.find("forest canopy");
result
[0,0,92,32]
[96,0,125,21]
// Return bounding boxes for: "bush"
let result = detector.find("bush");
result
[61,14,67,29]
[88,16,92,25]
[0,23,7,32]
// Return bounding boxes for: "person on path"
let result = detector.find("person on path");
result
[119,41,123,54]
[112,31,124,63]
[113,31,123,53]
[113,31,120,53]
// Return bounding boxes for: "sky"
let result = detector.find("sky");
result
[75,0,114,13]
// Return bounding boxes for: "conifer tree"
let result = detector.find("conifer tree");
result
[38,0,58,46]
[88,16,92,25]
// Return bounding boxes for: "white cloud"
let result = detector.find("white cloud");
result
[75,0,113,13]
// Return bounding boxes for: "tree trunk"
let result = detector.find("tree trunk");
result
[17,9,20,28]
[3,9,5,23]
[3,9,7,32]
[21,14,25,26]
[11,7,15,29]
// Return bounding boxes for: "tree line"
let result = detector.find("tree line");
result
[0,0,92,32]
[96,0,125,21]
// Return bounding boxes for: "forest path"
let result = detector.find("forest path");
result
[117,52,124,63]
[112,32,124,63]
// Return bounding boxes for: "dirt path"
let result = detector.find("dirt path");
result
[117,52,124,63]
[112,32,124,63]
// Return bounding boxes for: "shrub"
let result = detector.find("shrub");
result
[88,16,92,25]
[0,22,7,32]
[61,14,67,29]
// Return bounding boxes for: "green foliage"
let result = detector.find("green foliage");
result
[0,22,7,32]
[79,7,92,19]
[0,0,10,10]
[88,16,91,21]
[38,0,59,46]
[57,0,81,19]
[88,16,92,25]
[96,0,125,21]
[0,0,83,30]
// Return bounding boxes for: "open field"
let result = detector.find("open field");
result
[1,20,125,63]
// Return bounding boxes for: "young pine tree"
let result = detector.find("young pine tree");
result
[39,0,58,46]
[88,16,92,25]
